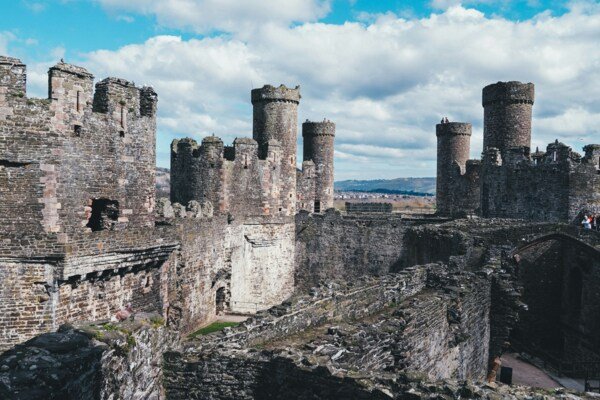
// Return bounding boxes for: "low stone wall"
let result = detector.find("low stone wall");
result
[0,314,179,400]
[345,202,393,213]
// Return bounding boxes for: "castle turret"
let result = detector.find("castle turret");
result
[302,119,335,212]
[436,122,472,216]
[251,84,300,216]
[48,62,94,133]
[583,144,600,170]
[482,81,534,158]
[0,56,26,111]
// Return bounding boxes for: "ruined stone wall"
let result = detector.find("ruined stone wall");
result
[512,239,600,366]
[442,160,481,216]
[345,202,393,213]
[398,271,490,380]
[481,143,600,222]
[155,213,295,334]
[0,316,180,400]
[163,266,493,398]
[0,244,175,351]
[0,58,175,353]
[294,210,442,292]
[296,161,316,212]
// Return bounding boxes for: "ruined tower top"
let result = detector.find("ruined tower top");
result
[48,61,94,79]
[436,122,472,137]
[302,119,336,137]
[0,55,25,66]
[482,81,534,106]
[251,84,301,104]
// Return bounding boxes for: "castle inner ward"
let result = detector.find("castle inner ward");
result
[0,55,599,399]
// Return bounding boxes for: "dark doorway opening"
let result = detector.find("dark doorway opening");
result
[216,287,227,315]
[314,201,321,213]
[86,198,119,231]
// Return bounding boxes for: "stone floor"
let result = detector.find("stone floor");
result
[501,353,561,389]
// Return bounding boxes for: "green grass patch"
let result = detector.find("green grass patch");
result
[188,321,239,338]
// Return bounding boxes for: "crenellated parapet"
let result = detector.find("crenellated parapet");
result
[480,139,599,221]
[170,134,284,217]
[0,55,158,239]
[251,84,301,105]
[482,81,535,106]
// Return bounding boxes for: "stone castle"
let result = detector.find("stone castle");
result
[436,81,600,220]
[1,55,599,400]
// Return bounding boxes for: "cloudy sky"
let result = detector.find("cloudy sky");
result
[1,0,599,179]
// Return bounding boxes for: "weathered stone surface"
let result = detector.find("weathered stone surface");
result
[0,314,180,400]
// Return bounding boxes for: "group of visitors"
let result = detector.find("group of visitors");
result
[582,214,600,230]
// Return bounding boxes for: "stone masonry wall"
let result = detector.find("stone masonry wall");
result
[0,315,180,400]
[1,58,157,241]
[294,210,443,292]
[481,143,600,222]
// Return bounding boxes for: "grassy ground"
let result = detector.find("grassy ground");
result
[188,321,240,338]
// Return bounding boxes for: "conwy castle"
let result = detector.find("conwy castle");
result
[0,55,599,399]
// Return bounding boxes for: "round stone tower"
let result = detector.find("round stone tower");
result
[251,84,301,216]
[436,122,472,216]
[482,81,534,157]
[302,120,335,212]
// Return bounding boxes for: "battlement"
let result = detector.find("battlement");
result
[0,55,25,66]
[49,62,93,79]
[0,56,27,101]
[435,122,471,137]
[583,144,600,169]
[172,136,281,164]
[1,55,158,238]
[302,119,336,137]
[251,84,301,104]
[482,81,534,106]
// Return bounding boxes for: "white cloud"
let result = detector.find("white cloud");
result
[95,0,331,34]
[0,32,17,55]
[15,4,600,179]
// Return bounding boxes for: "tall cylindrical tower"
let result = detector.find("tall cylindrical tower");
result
[482,81,534,157]
[436,122,472,216]
[251,84,301,216]
[302,120,335,212]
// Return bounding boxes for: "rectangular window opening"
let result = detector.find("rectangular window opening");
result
[314,201,321,213]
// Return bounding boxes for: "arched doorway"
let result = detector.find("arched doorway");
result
[215,287,228,315]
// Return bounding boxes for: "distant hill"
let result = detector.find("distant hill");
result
[156,168,436,198]
[335,177,436,195]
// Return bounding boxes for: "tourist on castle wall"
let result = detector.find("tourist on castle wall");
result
[582,215,592,229]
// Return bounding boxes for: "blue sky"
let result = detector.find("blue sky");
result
[1,0,598,179]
